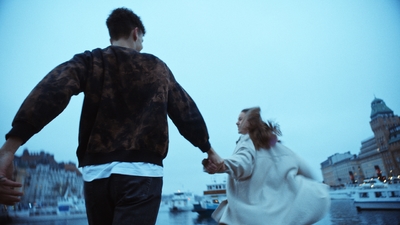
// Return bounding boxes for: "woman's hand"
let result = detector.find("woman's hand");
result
[202,148,225,174]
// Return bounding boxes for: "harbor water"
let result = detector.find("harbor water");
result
[3,199,400,225]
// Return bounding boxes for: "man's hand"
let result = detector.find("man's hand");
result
[0,136,24,205]
[0,177,23,205]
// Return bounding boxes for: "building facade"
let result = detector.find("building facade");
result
[321,97,400,186]
[12,149,84,208]
[320,152,359,186]
[369,97,400,177]
[388,124,400,176]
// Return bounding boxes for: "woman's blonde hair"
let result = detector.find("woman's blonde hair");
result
[240,107,281,150]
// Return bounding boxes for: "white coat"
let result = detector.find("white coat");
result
[212,134,330,225]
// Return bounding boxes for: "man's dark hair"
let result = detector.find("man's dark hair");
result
[106,7,146,41]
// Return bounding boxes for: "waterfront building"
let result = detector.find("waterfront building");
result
[320,152,359,186]
[321,97,400,186]
[357,136,386,179]
[10,149,84,208]
[388,124,400,176]
[369,97,400,177]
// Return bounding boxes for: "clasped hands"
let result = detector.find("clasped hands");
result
[203,147,225,174]
[0,141,24,206]
[0,176,23,205]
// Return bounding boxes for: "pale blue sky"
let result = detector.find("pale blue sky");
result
[1,0,399,195]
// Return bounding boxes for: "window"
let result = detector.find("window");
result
[389,191,400,198]
[360,192,368,198]
[374,192,386,198]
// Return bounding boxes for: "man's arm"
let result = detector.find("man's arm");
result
[165,66,211,150]
[162,65,224,169]
[0,136,24,205]
[6,52,90,145]
[0,52,91,205]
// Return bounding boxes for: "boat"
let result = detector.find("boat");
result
[359,178,387,189]
[386,176,400,185]
[168,190,196,211]
[6,207,87,222]
[192,181,227,216]
[57,196,86,215]
[353,184,400,210]
[329,184,359,200]
[329,188,356,200]
[5,197,87,222]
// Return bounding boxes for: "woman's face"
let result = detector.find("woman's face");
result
[236,112,249,134]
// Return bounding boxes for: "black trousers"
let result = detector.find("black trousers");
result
[84,174,163,225]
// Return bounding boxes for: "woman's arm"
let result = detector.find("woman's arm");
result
[224,145,255,179]
[203,135,255,178]
[296,153,316,180]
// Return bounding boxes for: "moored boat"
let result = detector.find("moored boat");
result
[329,188,356,200]
[6,207,87,222]
[5,196,87,222]
[168,190,196,212]
[192,181,227,216]
[57,196,86,215]
[329,184,358,200]
[353,184,400,210]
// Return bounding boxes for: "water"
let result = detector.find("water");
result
[316,199,400,225]
[3,200,400,225]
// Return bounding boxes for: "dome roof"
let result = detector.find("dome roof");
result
[370,97,393,119]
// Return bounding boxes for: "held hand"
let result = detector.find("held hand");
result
[0,137,24,205]
[202,159,222,174]
[203,148,224,174]
[0,177,23,205]
[0,161,23,205]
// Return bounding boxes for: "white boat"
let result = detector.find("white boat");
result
[7,207,86,222]
[359,178,387,189]
[168,190,196,211]
[6,197,87,222]
[192,182,227,216]
[386,176,400,185]
[353,184,400,210]
[329,188,356,200]
[329,185,358,200]
[57,196,86,215]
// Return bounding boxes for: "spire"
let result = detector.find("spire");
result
[370,97,393,119]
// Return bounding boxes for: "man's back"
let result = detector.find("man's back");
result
[8,46,211,168]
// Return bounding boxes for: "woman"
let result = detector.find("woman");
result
[204,107,330,225]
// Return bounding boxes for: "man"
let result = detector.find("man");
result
[0,7,222,225]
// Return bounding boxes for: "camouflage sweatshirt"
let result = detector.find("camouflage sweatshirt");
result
[6,46,211,167]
